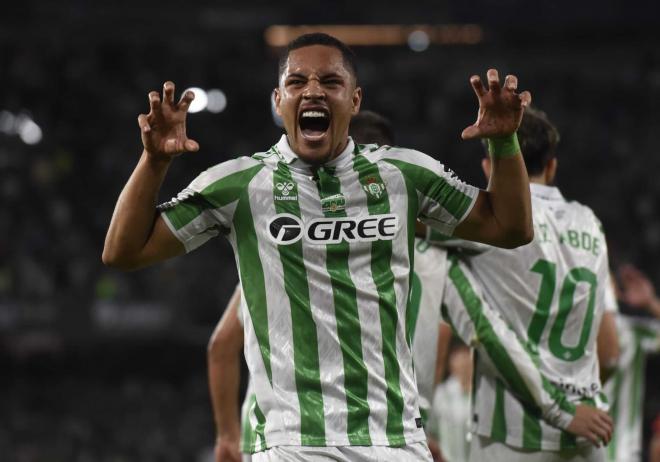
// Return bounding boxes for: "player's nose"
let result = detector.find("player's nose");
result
[303,78,325,99]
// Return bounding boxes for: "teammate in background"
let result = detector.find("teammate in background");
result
[208,286,244,462]
[103,31,607,460]
[446,106,618,461]
[605,264,660,462]
[428,343,473,462]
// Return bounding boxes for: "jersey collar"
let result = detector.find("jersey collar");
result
[530,183,564,201]
[273,135,356,172]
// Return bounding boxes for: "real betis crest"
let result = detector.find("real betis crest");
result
[321,193,346,213]
[363,177,386,199]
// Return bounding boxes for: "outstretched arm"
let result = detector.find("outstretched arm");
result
[454,69,533,249]
[208,286,244,462]
[102,81,199,270]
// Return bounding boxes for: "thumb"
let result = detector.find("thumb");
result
[184,139,200,152]
[461,125,480,140]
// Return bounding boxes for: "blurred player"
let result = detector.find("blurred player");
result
[428,343,473,462]
[605,264,660,462]
[103,32,595,460]
[447,107,617,461]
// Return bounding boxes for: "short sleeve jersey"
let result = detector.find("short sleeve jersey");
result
[159,135,478,451]
[467,183,612,450]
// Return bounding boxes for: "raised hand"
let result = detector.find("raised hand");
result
[619,264,659,311]
[137,81,200,160]
[566,404,613,448]
[461,69,531,140]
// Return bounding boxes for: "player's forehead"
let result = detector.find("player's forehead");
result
[283,45,351,79]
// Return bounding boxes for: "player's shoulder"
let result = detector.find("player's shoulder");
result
[357,144,445,171]
[189,155,264,193]
[564,198,605,233]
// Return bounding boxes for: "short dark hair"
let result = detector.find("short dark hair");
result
[517,107,560,176]
[349,111,394,145]
[278,33,358,82]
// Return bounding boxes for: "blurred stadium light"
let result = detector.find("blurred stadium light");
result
[0,110,42,144]
[264,24,483,47]
[184,88,227,114]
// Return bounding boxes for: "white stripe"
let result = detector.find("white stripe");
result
[246,168,301,445]
[294,169,350,445]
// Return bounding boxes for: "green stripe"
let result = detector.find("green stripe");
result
[559,429,576,450]
[164,164,263,230]
[241,394,257,453]
[629,335,644,424]
[383,158,473,220]
[253,400,267,452]
[522,407,542,450]
[419,407,429,427]
[272,164,326,445]
[353,154,405,445]
[491,379,507,441]
[234,176,272,384]
[316,167,371,445]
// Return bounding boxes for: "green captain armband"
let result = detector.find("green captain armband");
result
[487,133,521,158]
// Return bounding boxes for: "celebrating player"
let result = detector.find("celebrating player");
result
[103,32,586,460]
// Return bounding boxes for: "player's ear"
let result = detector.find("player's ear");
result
[273,88,282,117]
[545,157,558,184]
[481,157,492,181]
[351,86,362,116]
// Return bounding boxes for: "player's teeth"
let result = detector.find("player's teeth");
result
[302,111,327,118]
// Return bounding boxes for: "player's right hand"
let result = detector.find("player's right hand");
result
[137,81,200,160]
[566,404,613,448]
[214,435,242,462]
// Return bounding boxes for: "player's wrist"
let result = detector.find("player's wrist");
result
[487,133,521,158]
[142,149,174,168]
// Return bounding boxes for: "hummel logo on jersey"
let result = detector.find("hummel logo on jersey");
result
[267,213,399,245]
[275,182,297,201]
[363,177,386,199]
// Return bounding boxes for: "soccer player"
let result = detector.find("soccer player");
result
[102,32,599,460]
[439,107,616,461]
[605,264,660,462]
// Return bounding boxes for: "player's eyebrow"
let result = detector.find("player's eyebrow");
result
[285,73,308,81]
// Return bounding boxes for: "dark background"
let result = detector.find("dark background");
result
[2,0,660,460]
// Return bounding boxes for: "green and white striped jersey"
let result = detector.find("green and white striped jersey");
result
[160,135,478,451]
[466,184,612,450]
[409,239,449,423]
[605,315,660,462]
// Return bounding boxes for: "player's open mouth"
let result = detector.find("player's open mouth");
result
[299,109,330,142]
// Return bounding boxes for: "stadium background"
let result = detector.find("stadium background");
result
[2,0,660,460]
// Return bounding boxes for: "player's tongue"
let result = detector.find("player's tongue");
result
[299,110,330,139]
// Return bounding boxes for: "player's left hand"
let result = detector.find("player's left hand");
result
[461,69,531,140]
